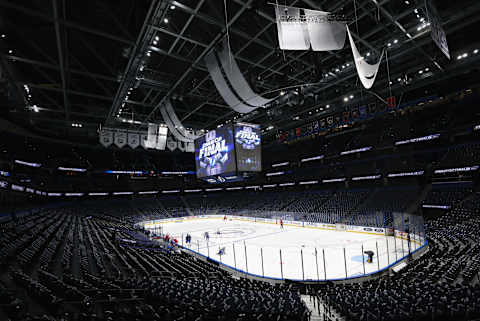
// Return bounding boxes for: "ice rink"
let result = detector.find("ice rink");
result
[152,217,417,280]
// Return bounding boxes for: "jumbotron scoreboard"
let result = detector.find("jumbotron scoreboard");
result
[194,123,261,182]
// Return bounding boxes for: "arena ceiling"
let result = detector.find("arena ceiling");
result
[1,0,480,140]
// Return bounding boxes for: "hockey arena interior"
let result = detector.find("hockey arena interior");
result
[1,1,480,320]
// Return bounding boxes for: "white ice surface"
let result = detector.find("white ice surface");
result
[153,218,415,280]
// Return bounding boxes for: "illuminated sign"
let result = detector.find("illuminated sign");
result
[299,180,319,185]
[11,184,24,191]
[15,160,41,167]
[340,147,372,155]
[279,182,295,186]
[434,166,479,174]
[301,155,324,162]
[0,170,10,177]
[351,175,381,181]
[388,171,424,177]
[161,171,194,175]
[234,124,262,172]
[226,187,243,190]
[235,126,260,149]
[422,204,451,209]
[395,134,440,145]
[322,178,346,183]
[205,188,222,192]
[272,162,289,167]
[263,184,277,188]
[88,192,109,196]
[266,171,284,176]
[195,127,236,178]
[105,170,146,175]
[58,167,87,172]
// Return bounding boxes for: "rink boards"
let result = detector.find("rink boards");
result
[143,215,388,236]
[140,214,427,281]
[141,214,422,245]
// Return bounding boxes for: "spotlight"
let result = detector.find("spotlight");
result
[1,34,5,38]
[344,97,349,102]
[8,49,13,54]
[349,95,354,99]
[394,39,398,44]
[170,5,176,9]
[462,53,468,58]
[155,36,159,41]
[474,49,479,54]
[32,105,39,113]
[164,18,169,23]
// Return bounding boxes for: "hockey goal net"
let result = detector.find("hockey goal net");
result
[335,223,347,231]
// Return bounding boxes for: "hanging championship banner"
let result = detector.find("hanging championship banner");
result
[140,134,149,149]
[167,137,177,151]
[425,0,450,59]
[156,126,168,150]
[99,129,113,147]
[114,131,127,148]
[128,133,140,149]
[177,141,186,152]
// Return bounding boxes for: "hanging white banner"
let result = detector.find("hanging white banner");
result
[114,130,127,148]
[140,134,149,149]
[99,129,113,147]
[304,9,346,51]
[205,50,257,114]
[177,141,186,152]
[156,126,168,150]
[127,133,140,149]
[275,5,310,50]
[425,0,450,59]
[218,39,274,107]
[347,26,384,89]
[167,137,177,151]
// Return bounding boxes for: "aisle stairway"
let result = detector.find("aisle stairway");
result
[301,294,346,321]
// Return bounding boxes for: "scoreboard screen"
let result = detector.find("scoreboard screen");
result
[195,123,262,179]
[195,125,237,178]
[234,123,262,172]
